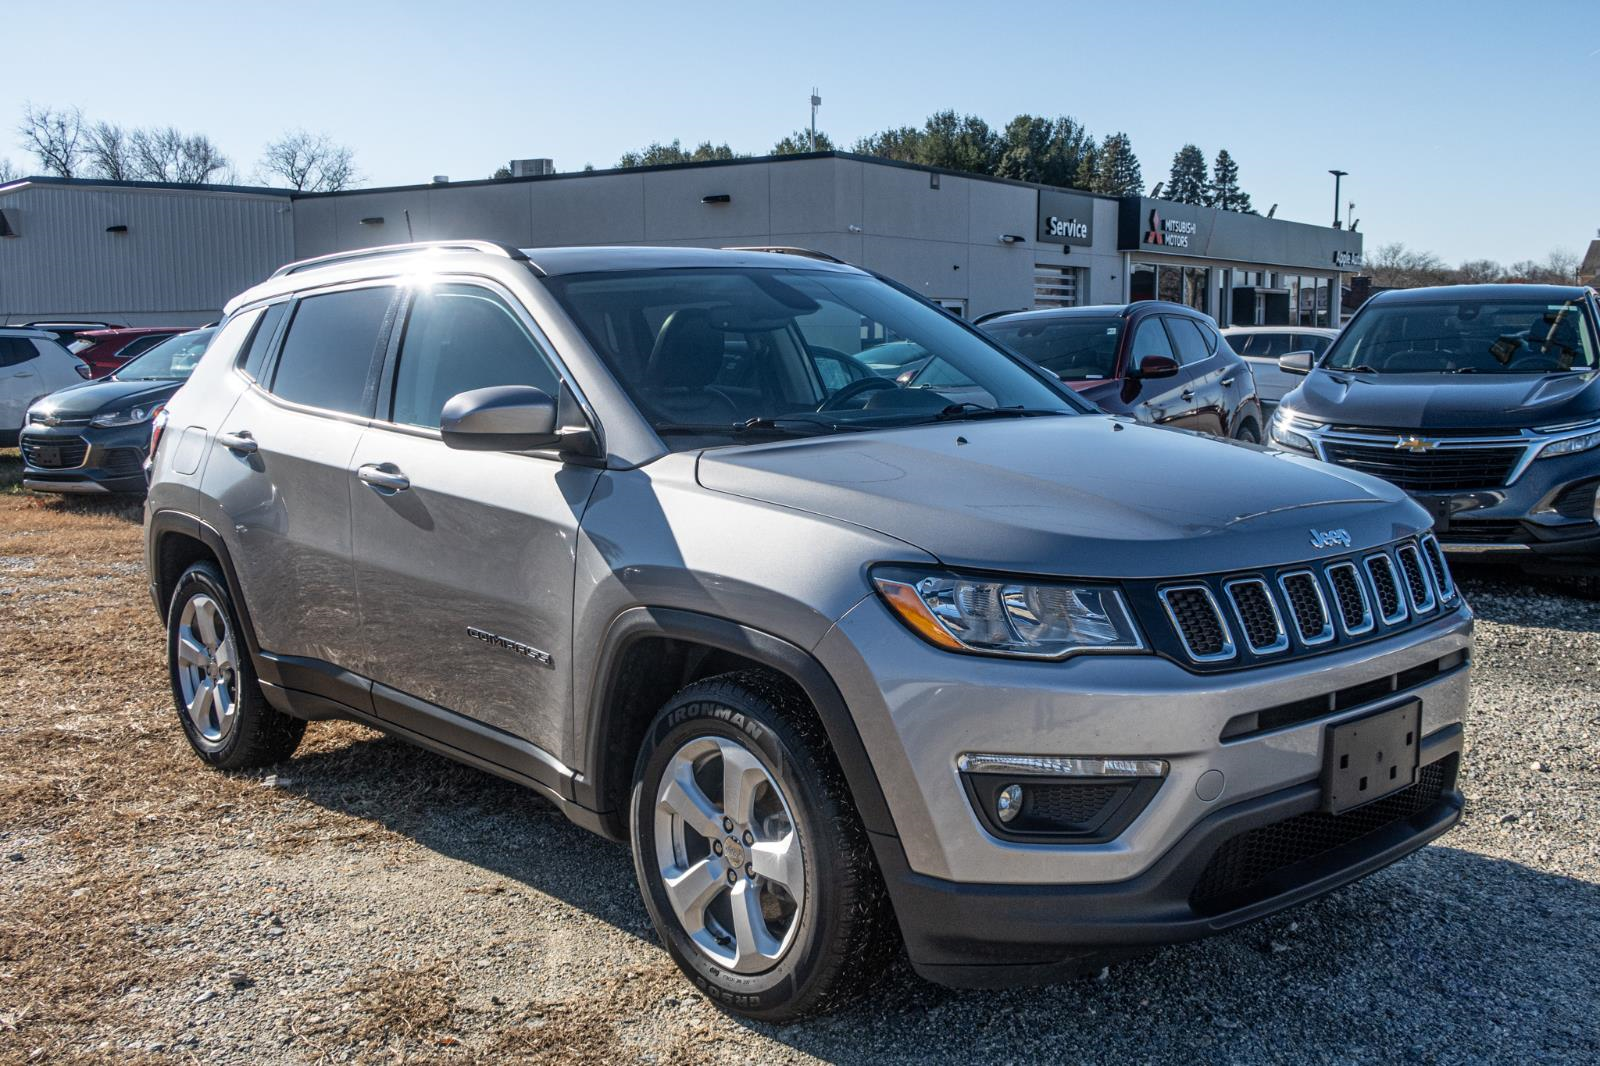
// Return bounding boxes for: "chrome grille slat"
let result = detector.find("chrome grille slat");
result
[1395,544,1437,614]
[1223,578,1288,655]
[1363,553,1409,626]
[1324,561,1375,636]
[1419,534,1456,602]
[1158,585,1236,663]
[1277,570,1334,645]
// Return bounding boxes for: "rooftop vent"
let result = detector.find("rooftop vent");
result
[509,158,555,178]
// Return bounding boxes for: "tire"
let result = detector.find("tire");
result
[629,670,895,1021]
[1232,419,1261,444]
[166,561,305,769]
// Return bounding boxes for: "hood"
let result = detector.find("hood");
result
[697,417,1428,579]
[1285,368,1600,431]
[30,377,182,420]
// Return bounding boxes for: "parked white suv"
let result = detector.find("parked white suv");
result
[0,329,90,445]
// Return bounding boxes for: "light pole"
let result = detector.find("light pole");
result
[809,88,821,151]
[1329,169,1348,229]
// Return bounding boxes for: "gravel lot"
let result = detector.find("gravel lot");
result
[1,448,1597,1064]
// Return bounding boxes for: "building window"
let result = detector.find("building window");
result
[1183,267,1210,315]
[1130,263,1156,302]
[1157,265,1182,304]
[1034,265,1081,309]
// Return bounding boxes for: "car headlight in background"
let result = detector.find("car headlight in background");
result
[1268,408,1317,453]
[1534,420,1600,460]
[872,566,1144,659]
[90,403,162,428]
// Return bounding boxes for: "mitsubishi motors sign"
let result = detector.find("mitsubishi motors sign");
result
[1118,196,1362,271]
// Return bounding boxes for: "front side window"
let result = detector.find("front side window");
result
[390,284,560,429]
[269,286,394,414]
[544,267,1082,449]
[112,327,218,381]
[1129,317,1176,363]
[984,317,1122,381]
[1325,298,1598,374]
[239,302,290,381]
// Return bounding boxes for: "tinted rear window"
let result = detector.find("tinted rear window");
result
[240,302,290,381]
[270,287,393,414]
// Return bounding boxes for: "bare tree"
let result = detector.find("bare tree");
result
[17,103,84,177]
[1364,242,1451,289]
[84,120,134,180]
[258,130,358,191]
[1454,259,1506,285]
[0,157,18,183]
[129,126,230,183]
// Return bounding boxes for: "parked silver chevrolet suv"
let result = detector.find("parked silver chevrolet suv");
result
[144,242,1472,1020]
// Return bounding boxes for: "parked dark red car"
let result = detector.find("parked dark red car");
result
[978,302,1264,441]
[73,327,187,378]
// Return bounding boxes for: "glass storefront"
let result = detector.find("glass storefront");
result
[1131,261,1209,315]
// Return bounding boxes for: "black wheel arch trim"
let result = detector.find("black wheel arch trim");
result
[580,606,899,842]
[147,509,264,660]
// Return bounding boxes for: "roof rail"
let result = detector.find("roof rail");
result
[721,245,846,264]
[269,240,529,279]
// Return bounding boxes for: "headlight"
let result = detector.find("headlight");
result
[1536,426,1600,459]
[1268,408,1316,453]
[872,566,1144,659]
[90,403,162,428]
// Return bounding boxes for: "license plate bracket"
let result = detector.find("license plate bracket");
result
[33,445,61,467]
[1321,700,1421,814]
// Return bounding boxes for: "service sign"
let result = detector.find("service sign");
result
[1037,189,1097,247]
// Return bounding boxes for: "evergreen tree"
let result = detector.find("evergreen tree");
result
[850,125,923,162]
[1207,149,1254,212]
[1074,142,1099,190]
[1166,144,1208,204]
[995,114,1054,184]
[1087,132,1142,196]
[917,110,1000,174]
[772,129,834,155]
[617,139,740,168]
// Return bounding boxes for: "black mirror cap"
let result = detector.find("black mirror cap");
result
[1128,354,1180,381]
[440,385,561,451]
[1278,350,1315,376]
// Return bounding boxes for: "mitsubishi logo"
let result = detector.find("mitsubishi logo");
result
[1394,435,1435,453]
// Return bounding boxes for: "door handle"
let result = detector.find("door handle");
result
[357,464,410,493]
[14,370,34,379]
[1220,375,1236,387]
[1181,389,1195,401]
[217,430,258,454]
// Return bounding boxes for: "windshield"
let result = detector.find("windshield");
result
[112,328,214,381]
[1325,297,1597,374]
[984,317,1122,381]
[543,267,1084,447]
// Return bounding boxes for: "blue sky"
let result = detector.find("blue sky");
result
[8,0,1596,264]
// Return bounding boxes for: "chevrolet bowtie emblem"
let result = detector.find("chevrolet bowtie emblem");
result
[40,414,60,427]
[1394,435,1434,453]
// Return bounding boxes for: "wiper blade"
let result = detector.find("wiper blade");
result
[932,404,1069,422]
[652,417,840,438]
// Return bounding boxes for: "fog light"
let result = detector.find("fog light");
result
[996,784,1024,823]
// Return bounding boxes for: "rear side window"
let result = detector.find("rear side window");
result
[270,287,393,415]
[0,337,39,367]
[240,302,290,380]
[1166,318,1213,365]
[390,284,560,429]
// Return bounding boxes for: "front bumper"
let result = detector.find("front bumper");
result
[19,423,151,495]
[886,731,1461,987]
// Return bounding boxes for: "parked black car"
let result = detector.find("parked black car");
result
[1267,284,1600,578]
[20,327,213,495]
[978,302,1263,440]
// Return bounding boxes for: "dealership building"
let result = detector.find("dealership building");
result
[0,152,1361,328]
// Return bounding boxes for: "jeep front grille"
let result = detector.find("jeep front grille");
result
[1158,586,1235,662]
[1147,536,1452,670]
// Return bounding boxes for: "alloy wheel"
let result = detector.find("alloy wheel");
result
[653,735,805,974]
[174,593,239,749]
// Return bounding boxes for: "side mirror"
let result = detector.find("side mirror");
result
[1127,355,1180,381]
[440,385,560,451]
[1278,350,1315,376]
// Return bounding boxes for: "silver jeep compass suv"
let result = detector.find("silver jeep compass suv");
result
[144,241,1472,1020]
